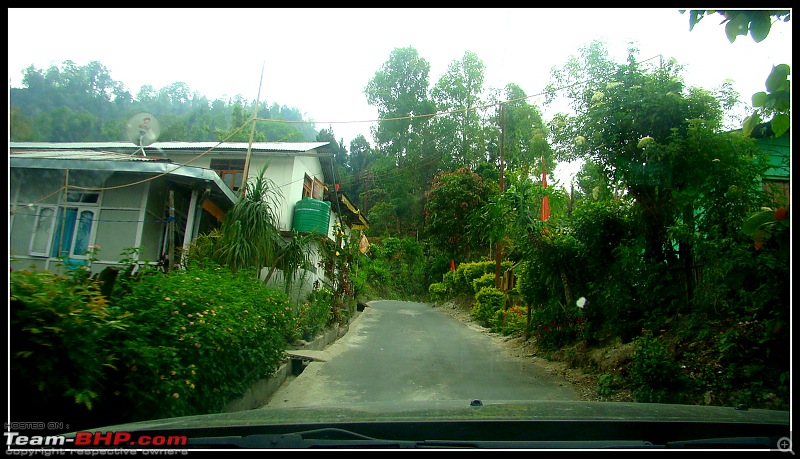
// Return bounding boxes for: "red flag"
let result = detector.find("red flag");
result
[541,158,550,221]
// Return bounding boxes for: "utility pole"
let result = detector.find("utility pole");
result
[167,190,175,272]
[241,61,265,198]
[494,104,506,290]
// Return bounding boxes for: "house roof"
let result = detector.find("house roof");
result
[9,141,331,152]
[9,149,238,209]
[8,149,172,162]
[9,141,336,186]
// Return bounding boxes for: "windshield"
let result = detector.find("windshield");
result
[8,7,791,452]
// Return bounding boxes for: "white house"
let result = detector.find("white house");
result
[8,141,368,300]
[9,146,237,274]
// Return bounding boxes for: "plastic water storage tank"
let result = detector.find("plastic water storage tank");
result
[292,198,331,235]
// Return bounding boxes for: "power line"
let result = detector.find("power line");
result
[11,54,666,209]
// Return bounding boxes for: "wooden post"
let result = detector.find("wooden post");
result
[525,303,533,341]
[494,104,506,290]
[241,62,265,198]
[168,190,175,272]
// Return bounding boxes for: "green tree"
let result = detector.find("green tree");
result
[424,167,490,260]
[316,126,348,173]
[492,84,554,177]
[10,59,319,144]
[215,101,265,142]
[257,102,312,142]
[547,41,729,264]
[10,107,34,141]
[336,134,377,211]
[365,46,436,165]
[430,51,489,170]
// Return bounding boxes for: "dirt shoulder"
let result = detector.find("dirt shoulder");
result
[432,299,634,404]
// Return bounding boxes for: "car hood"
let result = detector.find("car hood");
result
[75,399,789,432]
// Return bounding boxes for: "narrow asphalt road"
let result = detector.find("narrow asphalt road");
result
[263,300,579,408]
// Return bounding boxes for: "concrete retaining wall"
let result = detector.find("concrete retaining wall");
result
[223,312,358,412]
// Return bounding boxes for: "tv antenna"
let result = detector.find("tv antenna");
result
[125,112,161,156]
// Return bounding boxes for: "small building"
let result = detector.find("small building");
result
[9,146,237,274]
[9,141,369,300]
[751,123,790,207]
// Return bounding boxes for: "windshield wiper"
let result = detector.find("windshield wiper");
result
[185,428,782,449]
[188,428,405,448]
[186,428,658,449]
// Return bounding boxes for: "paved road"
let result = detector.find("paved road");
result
[263,300,579,408]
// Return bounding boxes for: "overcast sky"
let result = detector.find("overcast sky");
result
[7,8,792,185]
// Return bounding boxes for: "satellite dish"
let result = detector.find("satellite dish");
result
[125,112,161,156]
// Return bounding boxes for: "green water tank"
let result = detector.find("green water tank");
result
[293,198,331,235]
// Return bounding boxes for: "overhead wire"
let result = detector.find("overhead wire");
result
[11,53,666,211]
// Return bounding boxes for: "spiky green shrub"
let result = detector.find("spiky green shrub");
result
[472,273,496,294]
[471,286,505,326]
[428,282,448,303]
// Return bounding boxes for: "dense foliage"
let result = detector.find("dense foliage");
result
[10,15,790,413]
[9,263,318,429]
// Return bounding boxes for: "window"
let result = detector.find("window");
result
[28,192,100,259]
[302,173,325,200]
[211,159,246,191]
[30,207,56,256]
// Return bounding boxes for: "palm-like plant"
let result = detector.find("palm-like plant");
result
[221,164,320,294]
[218,164,283,273]
[185,163,321,296]
[263,230,319,294]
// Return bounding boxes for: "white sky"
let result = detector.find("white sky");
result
[7,8,792,186]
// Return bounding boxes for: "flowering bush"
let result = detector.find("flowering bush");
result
[297,287,334,341]
[107,266,297,421]
[530,307,588,350]
[490,305,528,336]
[10,268,129,426]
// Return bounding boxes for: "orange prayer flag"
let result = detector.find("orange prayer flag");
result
[541,157,550,221]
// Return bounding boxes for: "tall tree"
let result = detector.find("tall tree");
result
[430,51,489,170]
[364,47,436,165]
[492,83,553,177]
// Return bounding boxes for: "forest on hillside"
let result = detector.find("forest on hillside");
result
[9,10,791,410]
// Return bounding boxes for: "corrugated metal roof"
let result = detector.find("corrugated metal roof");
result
[9,150,172,162]
[10,149,239,205]
[10,141,330,153]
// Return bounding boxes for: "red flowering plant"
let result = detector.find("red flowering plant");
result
[742,205,789,252]
[531,309,588,350]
